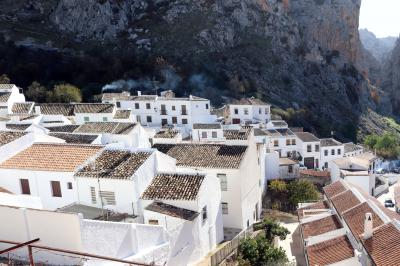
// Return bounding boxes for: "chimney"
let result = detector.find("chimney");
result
[137,91,142,96]
[364,213,373,239]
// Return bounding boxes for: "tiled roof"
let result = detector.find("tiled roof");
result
[145,201,199,221]
[253,128,268,136]
[6,124,31,131]
[45,125,80,133]
[330,190,361,215]
[0,143,102,172]
[18,114,38,121]
[153,143,248,169]
[231,97,269,106]
[38,103,75,116]
[323,180,347,199]
[320,138,342,147]
[223,128,251,140]
[49,133,99,144]
[193,123,222,129]
[297,201,329,219]
[75,150,151,180]
[300,169,330,178]
[362,222,400,266]
[301,215,342,239]
[113,110,131,119]
[0,131,26,146]
[11,102,34,114]
[294,132,319,142]
[74,122,137,135]
[0,84,15,90]
[74,103,114,113]
[342,202,384,241]
[102,92,131,101]
[154,129,179,139]
[306,235,354,266]
[0,187,12,194]
[141,173,205,201]
[279,157,297,166]
[270,120,288,127]
[0,92,11,103]
[265,128,294,137]
[344,142,363,153]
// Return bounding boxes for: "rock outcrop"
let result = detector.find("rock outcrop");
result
[359,29,397,63]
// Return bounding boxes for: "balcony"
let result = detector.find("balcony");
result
[181,110,188,115]
[160,110,167,115]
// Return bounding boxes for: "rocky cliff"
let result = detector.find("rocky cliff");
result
[359,29,397,63]
[0,0,395,140]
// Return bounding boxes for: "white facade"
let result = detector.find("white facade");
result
[226,100,271,125]
[0,84,25,115]
[295,133,321,169]
[191,125,225,142]
[320,139,345,170]
[75,111,116,125]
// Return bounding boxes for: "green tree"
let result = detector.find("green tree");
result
[364,134,379,150]
[0,74,10,84]
[47,83,82,103]
[254,217,290,242]
[375,133,399,158]
[287,180,319,206]
[26,81,48,103]
[269,180,287,193]
[238,235,288,266]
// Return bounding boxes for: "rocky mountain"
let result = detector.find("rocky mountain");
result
[0,0,396,140]
[382,39,400,114]
[359,28,397,62]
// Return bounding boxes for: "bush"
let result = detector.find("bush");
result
[287,180,319,206]
[47,83,82,103]
[364,133,399,159]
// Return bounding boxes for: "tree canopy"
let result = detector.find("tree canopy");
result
[0,74,10,84]
[26,81,48,103]
[287,180,319,206]
[47,83,82,103]
[364,133,399,158]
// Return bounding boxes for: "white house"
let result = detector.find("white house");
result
[102,91,216,135]
[255,127,299,158]
[113,109,135,122]
[192,123,224,142]
[294,131,321,169]
[74,122,150,148]
[344,142,364,157]
[0,143,103,210]
[152,129,182,145]
[0,84,26,115]
[141,172,224,265]
[224,97,271,125]
[266,120,288,130]
[74,147,176,219]
[153,143,262,232]
[320,138,345,170]
[330,153,385,196]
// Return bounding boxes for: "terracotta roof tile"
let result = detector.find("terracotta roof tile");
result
[331,190,361,215]
[231,97,268,105]
[46,125,80,133]
[306,235,354,266]
[154,129,179,139]
[75,150,151,180]
[11,102,34,114]
[193,123,222,129]
[297,201,329,219]
[102,92,132,101]
[6,124,31,131]
[49,133,98,144]
[38,103,75,116]
[320,138,342,147]
[0,131,26,146]
[74,122,137,135]
[362,222,400,266]
[74,103,114,113]
[145,201,199,221]
[323,180,347,199]
[300,169,330,178]
[294,132,320,142]
[342,202,384,241]
[301,215,342,239]
[0,92,11,103]
[141,173,205,200]
[113,110,131,119]
[223,128,251,140]
[0,143,103,172]
[153,143,247,169]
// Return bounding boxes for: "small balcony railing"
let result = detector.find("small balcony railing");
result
[181,110,188,115]
[160,110,167,115]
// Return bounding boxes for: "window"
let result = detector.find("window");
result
[161,104,167,115]
[222,203,229,214]
[136,115,141,123]
[146,103,151,109]
[287,151,291,157]
[212,131,217,138]
[20,179,30,195]
[218,174,227,191]
[291,139,296,145]
[265,108,269,114]
[172,117,177,124]
[148,219,159,225]
[135,103,139,109]
[171,105,176,111]
[99,191,116,205]
[274,140,279,147]
[315,159,319,169]
[90,187,96,204]
[288,165,293,173]
[206,104,209,109]
[202,206,208,222]
[116,102,121,108]
[331,149,335,155]
[324,150,328,156]
[307,145,312,152]
[181,105,187,115]
[315,145,320,152]
[102,117,108,122]
[259,108,261,114]
[234,108,239,115]
[84,117,89,122]
[67,182,73,190]
[244,108,249,115]
[147,116,152,123]
[286,139,291,146]
[182,118,188,124]
[202,132,207,138]
[51,181,62,197]
[161,119,168,126]
[324,162,328,169]
[338,149,341,155]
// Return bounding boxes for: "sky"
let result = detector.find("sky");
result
[359,0,400,38]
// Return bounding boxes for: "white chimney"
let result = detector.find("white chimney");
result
[364,213,373,239]
[137,91,142,96]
